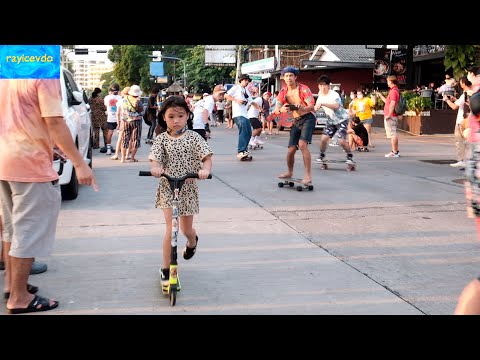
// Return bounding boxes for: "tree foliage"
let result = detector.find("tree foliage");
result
[444,45,480,79]
[184,45,235,93]
[108,45,163,93]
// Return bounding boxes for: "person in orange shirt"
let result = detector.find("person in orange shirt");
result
[0,78,98,314]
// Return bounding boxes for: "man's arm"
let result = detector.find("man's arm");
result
[45,116,97,190]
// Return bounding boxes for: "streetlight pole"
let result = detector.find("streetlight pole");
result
[162,55,186,90]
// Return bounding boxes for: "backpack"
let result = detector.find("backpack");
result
[143,111,152,127]
[394,90,407,115]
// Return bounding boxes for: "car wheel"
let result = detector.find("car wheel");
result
[61,167,79,200]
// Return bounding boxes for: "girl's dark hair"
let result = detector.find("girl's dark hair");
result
[158,95,193,129]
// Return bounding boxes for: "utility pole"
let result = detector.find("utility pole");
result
[235,45,242,83]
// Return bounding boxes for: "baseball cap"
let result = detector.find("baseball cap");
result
[203,93,209,97]
[213,85,226,93]
[281,66,299,76]
[109,83,120,92]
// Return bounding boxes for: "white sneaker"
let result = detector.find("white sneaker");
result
[450,161,466,168]
[248,140,257,147]
[346,157,356,165]
[255,138,264,145]
[237,151,250,159]
[385,151,400,158]
[106,148,112,155]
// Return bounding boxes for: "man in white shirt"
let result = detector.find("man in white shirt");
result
[224,74,253,160]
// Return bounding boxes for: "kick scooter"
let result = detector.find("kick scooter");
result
[139,171,212,306]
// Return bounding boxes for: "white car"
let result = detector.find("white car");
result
[52,68,93,200]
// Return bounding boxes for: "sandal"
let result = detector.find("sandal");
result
[183,236,198,260]
[4,283,39,300]
[7,294,59,314]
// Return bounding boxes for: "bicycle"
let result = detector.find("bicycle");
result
[139,171,212,306]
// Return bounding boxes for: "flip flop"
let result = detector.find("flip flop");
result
[7,294,59,314]
[278,173,293,179]
[4,283,39,300]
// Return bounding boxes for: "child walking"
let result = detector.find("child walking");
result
[148,96,213,288]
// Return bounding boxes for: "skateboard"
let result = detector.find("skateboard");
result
[317,159,356,171]
[249,144,263,150]
[356,147,369,152]
[277,177,314,191]
[239,154,253,161]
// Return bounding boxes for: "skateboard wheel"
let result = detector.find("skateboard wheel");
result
[278,182,284,188]
[296,186,303,191]
[308,185,314,191]
[288,182,294,187]
[320,164,328,170]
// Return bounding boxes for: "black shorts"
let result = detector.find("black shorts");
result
[106,122,117,130]
[249,117,262,129]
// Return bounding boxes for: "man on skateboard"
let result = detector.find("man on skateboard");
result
[275,66,316,185]
[225,74,254,160]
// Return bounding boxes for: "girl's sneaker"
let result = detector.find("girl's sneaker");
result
[160,268,169,293]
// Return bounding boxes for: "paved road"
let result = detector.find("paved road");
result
[4,125,478,314]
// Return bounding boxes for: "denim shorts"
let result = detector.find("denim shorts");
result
[361,118,374,125]
[288,113,316,147]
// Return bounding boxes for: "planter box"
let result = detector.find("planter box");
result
[372,109,456,135]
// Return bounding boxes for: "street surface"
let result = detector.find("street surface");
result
[4,125,478,315]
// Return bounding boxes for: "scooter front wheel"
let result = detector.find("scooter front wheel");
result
[170,288,177,306]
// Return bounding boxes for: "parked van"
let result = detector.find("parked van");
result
[52,68,93,200]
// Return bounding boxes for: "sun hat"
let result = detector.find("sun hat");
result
[128,85,142,97]
[238,74,252,82]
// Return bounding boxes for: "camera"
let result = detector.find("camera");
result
[287,104,298,110]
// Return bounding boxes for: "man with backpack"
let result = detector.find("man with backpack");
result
[376,75,401,158]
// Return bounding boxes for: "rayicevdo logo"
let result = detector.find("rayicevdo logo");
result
[0,45,60,79]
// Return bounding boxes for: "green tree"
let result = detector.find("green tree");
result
[109,45,163,93]
[184,45,235,93]
[444,45,480,79]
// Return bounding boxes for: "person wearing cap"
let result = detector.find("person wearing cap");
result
[120,85,145,162]
[111,86,134,160]
[202,85,227,139]
[274,66,316,184]
[224,75,254,160]
[104,83,122,155]
[455,65,480,315]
